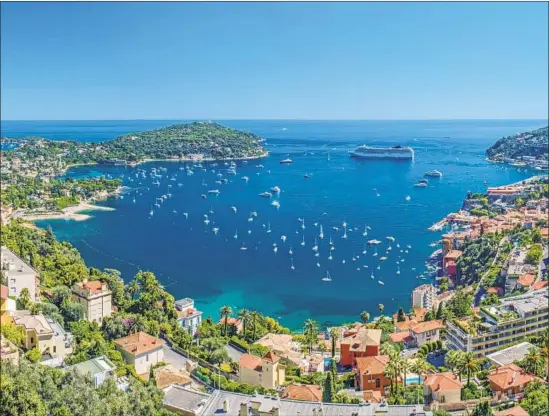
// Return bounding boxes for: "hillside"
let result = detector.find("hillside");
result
[97,121,267,162]
[486,126,548,162]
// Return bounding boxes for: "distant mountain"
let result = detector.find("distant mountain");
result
[486,126,548,162]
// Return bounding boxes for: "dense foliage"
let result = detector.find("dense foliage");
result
[456,234,499,286]
[486,126,548,161]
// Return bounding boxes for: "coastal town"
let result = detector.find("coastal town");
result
[1,144,548,416]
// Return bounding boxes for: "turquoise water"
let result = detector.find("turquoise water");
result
[2,119,547,330]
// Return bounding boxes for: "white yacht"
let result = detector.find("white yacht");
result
[425,170,443,178]
[322,271,332,282]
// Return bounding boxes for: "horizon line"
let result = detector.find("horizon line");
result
[2,117,548,123]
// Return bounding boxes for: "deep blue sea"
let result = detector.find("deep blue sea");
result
[2,119,547,330]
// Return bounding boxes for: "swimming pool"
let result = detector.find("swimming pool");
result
[405,375,423,385]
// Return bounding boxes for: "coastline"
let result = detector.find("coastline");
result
[16,202,115,222]
[132,151,269,166]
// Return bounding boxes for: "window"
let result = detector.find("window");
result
[30,337,34,344]
[375,378,380,388]
[53,346,56,353]
[146,355,149,362]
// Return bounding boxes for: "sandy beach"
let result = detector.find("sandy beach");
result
[17,203,115,222]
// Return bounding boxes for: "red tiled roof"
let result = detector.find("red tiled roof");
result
[424,372,463,391]
[362,390,383,403]
[410,320,444,334]
[488,364,535,391]
[487,287,504,296]
[517,274,535,287]
[444,250,463,260]
[74,280,104,295]
[263,351,280,363]
[283,384,322,402]
[217,317,242,327]
[532,280,548,291]
[495,407,529,416]
[239,354,263,371]
[355,355,389,376]
[389,332,413,343]
[114,331,164,356]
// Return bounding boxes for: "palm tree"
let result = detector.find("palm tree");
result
[304,319,318,354]
[457,352,480,385]
[445,350,463,379]
[385,354,402,395]
[381,342,398,358]
[411,358,429,386]
[250,310,262,341]
[401,358,411,389]
[237,308,250,339]
[329,327,339,358]
[360,311,370,324]
[378,303,384,315]
[522,346,545,377]
[219,305,233,337]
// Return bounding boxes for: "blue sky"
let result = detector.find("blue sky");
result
[1,2,547,120]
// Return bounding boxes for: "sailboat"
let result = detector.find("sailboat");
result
[319,225,324,239]
[363,225,368,237]
[397,266,401,275]
[373,246,378,257]
[234,230,238,239]
[301,218,306,230]
[362,244,367,255]
[328,253,333,260]
[329,235,333,245]
[342,229,348,239]
[267,223,272,234]
[289,247,293,255]
[370,272,375,280]
[322,271,332,282]
[405,195,411,201]
[300,235,305,246]
[290,257,295,270]
[312,238,319,252]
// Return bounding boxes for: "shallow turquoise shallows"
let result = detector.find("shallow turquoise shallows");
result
[3,119,546,330]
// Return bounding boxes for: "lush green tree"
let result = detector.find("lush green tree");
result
[322,371,335,403]
[60,299,84,324]
[360,311,370,324]
[435,302,444,320]
[397,307,406,322]
[25,348,42,363]
[446,288,474,318]
[329,327,339,358]
[526,245,543,265]
[237,308,250,339]
[471,401,493,416]
[457,352,480,385]
[16,288,31,310]
[0,321,26,346]
[522,380,549,416]
[518,346,546,378]
[410,358,429,386]
[304,319,318,354]
[219,305,233,337]
[250,310,262,342]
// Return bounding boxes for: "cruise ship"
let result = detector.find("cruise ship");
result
[349,145,414,160]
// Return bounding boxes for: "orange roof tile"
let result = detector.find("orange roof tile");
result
[488,364,535,391]
[217,317,242,327]
[283,384,322,402]
[424,372,463,391]
[532,280,548,291]
[389,332,413,344]
[114,331,164,356]
[263,351,280,363]
[341,328,382,352]
[444,250,463,260]
[495,407,529,416]
[355,355,389,376]
[487,287,504,296]
[517,274,535,287]
[410,320,444,334]
[74,280,105,296]
[239,354,263,371]
[362,390,383,403]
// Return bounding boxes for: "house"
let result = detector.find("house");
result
[12,314,73,360]
[494,406,529,416]
[354,355,391,394]
[282,384,322,402]
[339,328,382,367]
[154,364,193,390]
[175,298,203,337]
[1,246,40,301]
[408,320,445,347]
[298,353,325,374]
[238,351,285,390]
[114,331,165,375]
[217,317,243,334]
[255,333,303,365]
[66,355,117,387]
[443,250,462,278]
[486,342,537,367]
[162,385,211,416]
[1,284,16,316]
[389,331,413,345]
[487,364,536,401]
[0,334,19,366]
[72,279,112,324]
[423,372,463,404]
[412,284,436,310]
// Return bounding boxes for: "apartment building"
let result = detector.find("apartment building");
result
[412,284,436,310]
[446,289,548,357]
[1,246,40,301]
[72,279,112,324]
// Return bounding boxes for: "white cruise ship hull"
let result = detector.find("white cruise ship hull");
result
[349,149,414,160]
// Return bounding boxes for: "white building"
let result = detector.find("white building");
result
[114,331,164,375]
[1,246,40,301]
[72,279,112,324]
[66,355,117,387]
[175,298,203,337]
[412,284,436,310]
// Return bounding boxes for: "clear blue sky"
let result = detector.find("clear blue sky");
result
[1,2,547,120]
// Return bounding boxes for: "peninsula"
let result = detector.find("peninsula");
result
[486,126,548,170]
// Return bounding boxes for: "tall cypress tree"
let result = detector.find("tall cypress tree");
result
[323,371,335,403]
[436,302,444,320]
[397,307,406,322]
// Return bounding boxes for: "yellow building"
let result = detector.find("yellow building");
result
[12,314,73,359]
[1,284,16,317]
[238,351,285,390]
[72,279,112,324]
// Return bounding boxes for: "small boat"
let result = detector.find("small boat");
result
[271,200,280,209]
[328,254,333,260]
[370,272,374,280]
[289,247,293,255]
[240,244,248,251]
[201,194,207,199]
[290,257,295,270]
[368,239,381,245]
[280,158,293,164]
[260,192,272,198]
[322,271,332,282]
[380,257,387,261]
[242,176,249,182]
[342,229,348,239]
[319,225,324,239]
[386,236,395,242]
[378,280,385,286]
[300,235,305,246]
[424,170,443,178]
[183,213,188,219]
[256,164,264,168]
[212,227,219,235]
[281,235,287,242]
[414,179,428,188]
[234,230,238,239]
[362,225,368,237]
[271,186,281,193]
[231,206,237,213]
[312,239,319,252]
[267,223,272,233]
[405,195,411,201]
[303,174,311,179]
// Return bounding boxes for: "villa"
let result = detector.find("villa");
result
[407,320,445,347]
[238,351,285,390]
[175,298,203,337]
[255,333,303,365]
[339,327,382,367]
[423,372,463,404]
[114,331,165,375]
[281,384,322,402]
[488,364,537,401]
[72,279,112,324]
[354,355,391,394]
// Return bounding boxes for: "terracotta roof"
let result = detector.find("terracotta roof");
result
[0,285,7,300]
[355,355,389,376]
[113,331,164,356]
[154,365,192,390]
[239,353,263,371]
[217,317,242,327]
[517,274,535,287]
[532,280,548,290]
[424,372,463,391]
[73,280,107,296]
[341,328,382,352]
[283,384,322,402]
[395,320,417,332]
[444,250,463,259]
[495,407,529,416]
[389,332,413,343]
[263,351,280,363]
[488,364,535,391]
[410,320,444,334]
[487,287,504,296]
[362,390,383,403]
